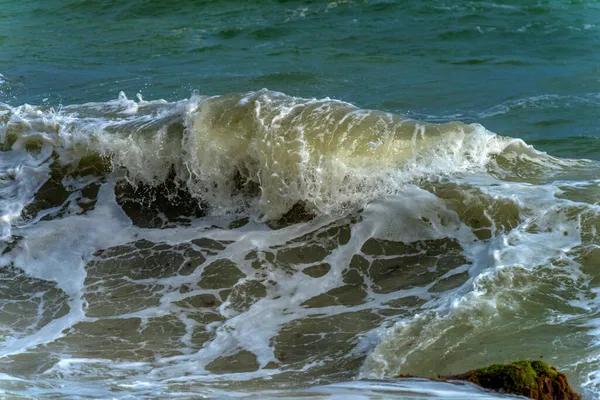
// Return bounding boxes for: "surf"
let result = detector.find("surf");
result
[1,90,570,225]
[1,90,600,399]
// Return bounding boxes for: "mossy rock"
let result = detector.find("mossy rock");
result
[447,360,580,400]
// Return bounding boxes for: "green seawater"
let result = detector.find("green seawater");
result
[1,1,600,399]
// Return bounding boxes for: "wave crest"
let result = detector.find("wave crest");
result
[0,90,562,221]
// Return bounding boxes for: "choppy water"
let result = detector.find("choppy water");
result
[2,1,600,399]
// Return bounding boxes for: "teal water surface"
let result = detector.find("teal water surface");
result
[2,0,600,158]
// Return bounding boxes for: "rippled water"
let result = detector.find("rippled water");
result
[2,1,600,399]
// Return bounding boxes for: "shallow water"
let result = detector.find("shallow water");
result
[2,1,600,399]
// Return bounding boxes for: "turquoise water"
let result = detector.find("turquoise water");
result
[2,1,600,399]
[3,0,600,158]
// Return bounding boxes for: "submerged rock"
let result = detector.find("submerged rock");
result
[447,360,581,400]
[266,201,315,229]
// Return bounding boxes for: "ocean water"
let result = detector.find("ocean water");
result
[2,1,600,399]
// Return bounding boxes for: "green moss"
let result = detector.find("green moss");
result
[529,360,558,380]
[469,361,537,392]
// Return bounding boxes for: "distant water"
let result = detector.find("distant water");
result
[1,1,600,399]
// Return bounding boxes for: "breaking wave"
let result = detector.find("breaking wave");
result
[0,89,572,231]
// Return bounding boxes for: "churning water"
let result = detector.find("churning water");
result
[2,1,600,399]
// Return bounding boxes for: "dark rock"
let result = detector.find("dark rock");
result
[266,202,315,229]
